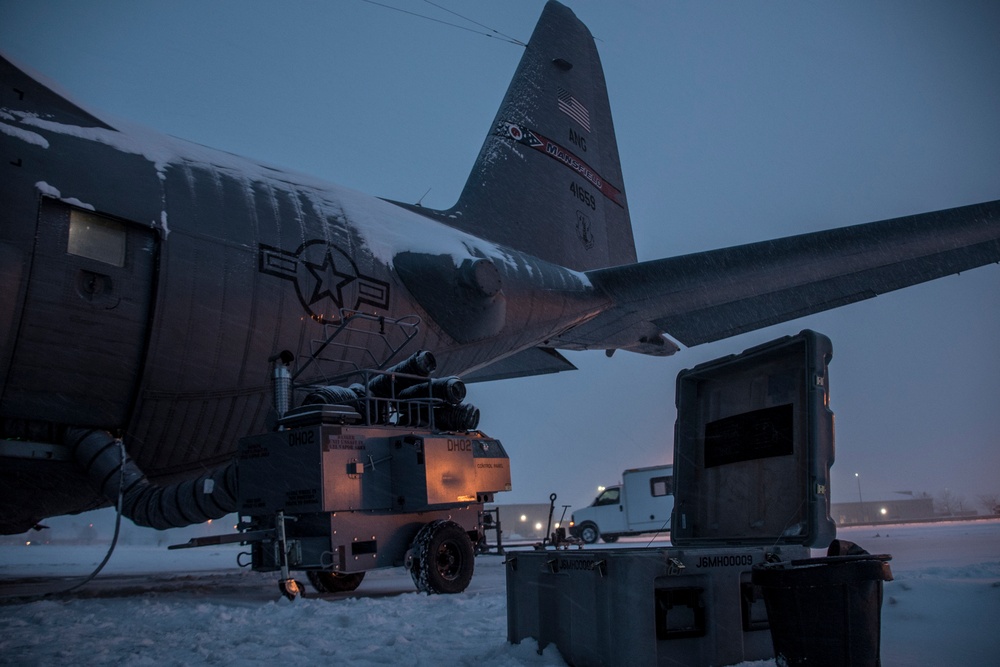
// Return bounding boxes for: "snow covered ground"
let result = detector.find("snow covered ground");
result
[1,519,997,666]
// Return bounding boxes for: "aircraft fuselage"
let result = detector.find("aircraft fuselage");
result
[0,101,603,481]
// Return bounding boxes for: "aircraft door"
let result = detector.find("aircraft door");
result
[3,199,157,428]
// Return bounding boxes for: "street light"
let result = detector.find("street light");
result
[855,472,866,523]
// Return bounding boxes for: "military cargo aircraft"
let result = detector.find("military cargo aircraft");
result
[1,1,998,534]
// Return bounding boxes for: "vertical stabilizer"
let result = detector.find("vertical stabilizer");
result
[398,1,636,271]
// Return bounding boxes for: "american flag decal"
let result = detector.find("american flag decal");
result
[557,88,590,131]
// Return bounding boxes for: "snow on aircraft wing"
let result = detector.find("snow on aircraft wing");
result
[570,198,1000,349]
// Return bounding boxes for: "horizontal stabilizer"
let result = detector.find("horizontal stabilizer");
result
[567,199,1000,349]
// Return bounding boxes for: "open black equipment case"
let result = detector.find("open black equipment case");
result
[505,330,837,666]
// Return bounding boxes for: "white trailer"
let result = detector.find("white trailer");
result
[569,464,673,543]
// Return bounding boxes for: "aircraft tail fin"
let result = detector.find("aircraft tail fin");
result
[398,1,636,271]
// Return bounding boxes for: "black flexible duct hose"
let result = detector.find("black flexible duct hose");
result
[66,429,238,530]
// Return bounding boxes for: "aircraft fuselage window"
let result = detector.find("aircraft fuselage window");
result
[68,209,126,267]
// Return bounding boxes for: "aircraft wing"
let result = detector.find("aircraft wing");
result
[570,199,1000,350]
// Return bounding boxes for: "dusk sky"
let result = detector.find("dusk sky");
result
[2,0,998,514]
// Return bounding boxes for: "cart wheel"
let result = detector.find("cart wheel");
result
[407,520,475,594]
[601,534,619,543]
[578,522,599,544]
[307,570,366,593]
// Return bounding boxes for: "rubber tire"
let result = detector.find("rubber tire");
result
[578,522,599,544]
[601,534,619,543]
[408,520,475,594]
[307,570,366,593]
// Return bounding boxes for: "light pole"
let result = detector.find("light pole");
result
[855,472,866,523]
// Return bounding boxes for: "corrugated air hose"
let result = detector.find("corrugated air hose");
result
[65,428,238,530]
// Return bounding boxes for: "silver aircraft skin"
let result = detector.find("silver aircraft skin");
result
[1,1,998,533]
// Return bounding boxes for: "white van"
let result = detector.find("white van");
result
[569,465,673,543]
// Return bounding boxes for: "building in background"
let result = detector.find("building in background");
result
[829,496,986,525]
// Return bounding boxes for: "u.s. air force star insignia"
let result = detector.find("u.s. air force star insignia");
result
[258,240,390,318]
